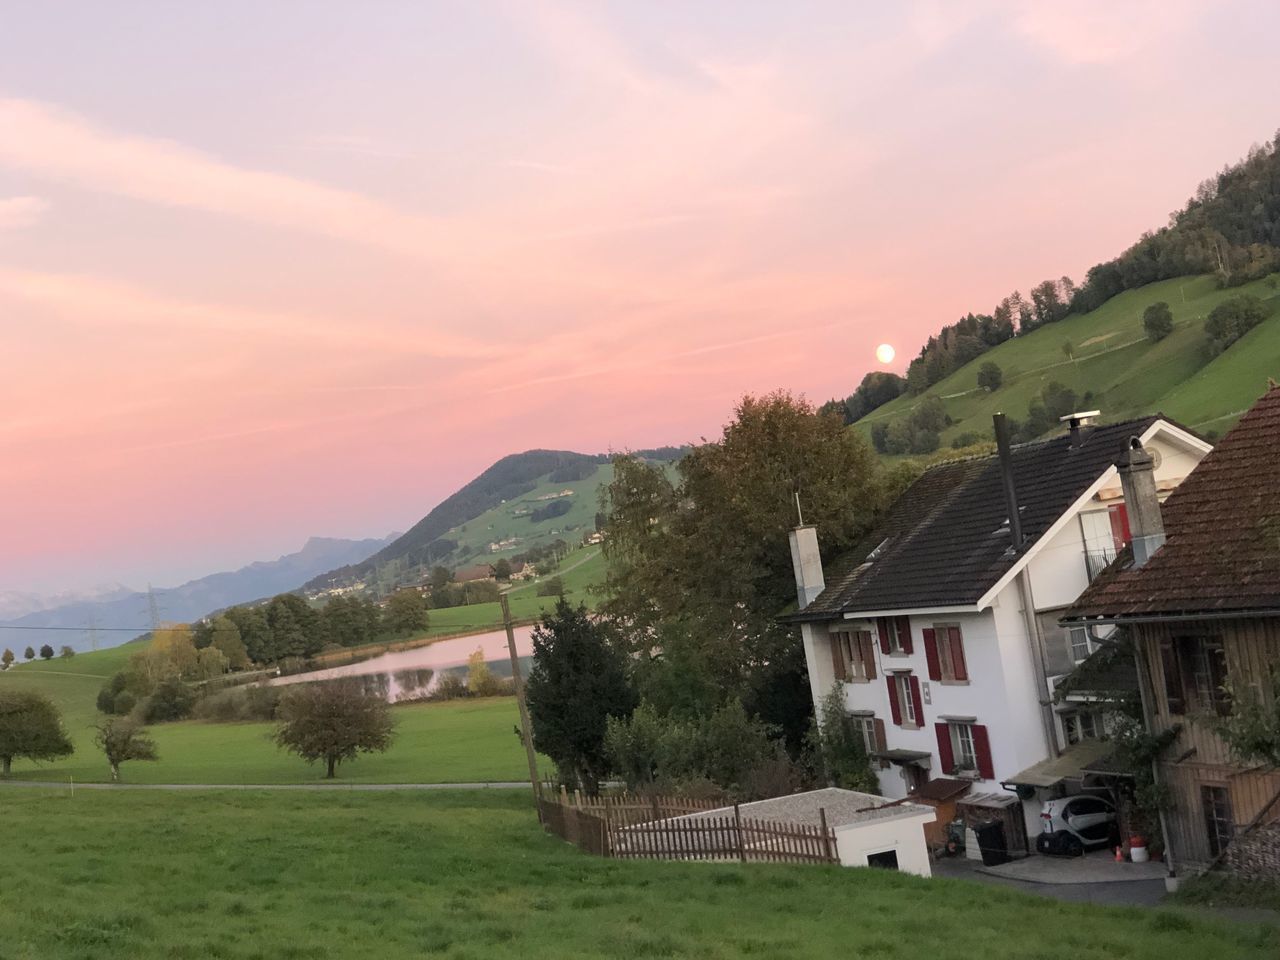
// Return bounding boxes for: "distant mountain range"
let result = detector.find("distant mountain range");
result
[0,535,397,654]
[0,583,137,621]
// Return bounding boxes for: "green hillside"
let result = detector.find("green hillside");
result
[860,274,1280,446]
[441,464,613,561]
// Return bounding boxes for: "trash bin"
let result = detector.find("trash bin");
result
[974,818,1010,866]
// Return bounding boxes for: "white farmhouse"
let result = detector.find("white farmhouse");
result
[787,413,1210,845]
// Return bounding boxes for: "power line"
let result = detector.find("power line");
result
[0,624,152,632]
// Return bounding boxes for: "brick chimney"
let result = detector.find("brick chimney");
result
[789,525,826,609]
[1117,437,1166,567]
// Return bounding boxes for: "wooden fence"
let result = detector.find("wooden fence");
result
[537,791,838,865]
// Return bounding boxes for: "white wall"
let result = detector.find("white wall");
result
[829,601,1047,813]
[834,812,934,877]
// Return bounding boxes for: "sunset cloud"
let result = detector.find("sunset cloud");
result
[0,195,47,230]
[2,1,1276,592]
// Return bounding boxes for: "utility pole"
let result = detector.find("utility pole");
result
[86,612,100,652]
[501,593,541,810]
[146,584,162,632]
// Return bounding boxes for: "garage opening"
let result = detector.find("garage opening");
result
[866,849,899,870]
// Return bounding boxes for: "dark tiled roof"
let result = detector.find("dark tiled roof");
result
[792,417,1162,619]
[1068,385,1280,620]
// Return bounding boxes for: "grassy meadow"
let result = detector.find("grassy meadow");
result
[1,788,1274,960]
[859,273,1280,444]
[0,644,541,784]
[0,546,604,784]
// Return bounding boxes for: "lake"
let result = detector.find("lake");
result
[265,625,535,702]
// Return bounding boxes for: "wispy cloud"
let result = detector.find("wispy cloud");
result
[0,195,47,230]
[0,99,456,259]
[0,267,502,360]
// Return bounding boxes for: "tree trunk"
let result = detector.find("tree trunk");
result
[326,756,336,779]
[110,762,120,782]
[2,756,10,777]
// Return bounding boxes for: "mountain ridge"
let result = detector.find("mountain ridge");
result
[0,534,397,654]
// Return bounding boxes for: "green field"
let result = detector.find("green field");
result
[443,465,614,561]
[1,788,1271,960]
[0,644,541,784]
[419,545,606,638]
[861,274,1280,445]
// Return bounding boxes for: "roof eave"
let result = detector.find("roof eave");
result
[1062,606,1280,626]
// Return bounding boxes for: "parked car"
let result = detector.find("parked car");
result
[1036,794,1118,856]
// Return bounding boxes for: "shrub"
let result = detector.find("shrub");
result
[1143,301,1174,341]
[192,684,281,722]
[605,700,778,797]
[536,576,565,598]
[806,685,879,792]
[976,361,1003,392]
[429,672,469,701]
[1205,294,1269,351]
[141,678,196,723]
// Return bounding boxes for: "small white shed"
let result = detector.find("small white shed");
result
[706,788,936,877]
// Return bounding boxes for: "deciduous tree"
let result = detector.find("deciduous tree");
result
[977,361,1003,392]
[38,644,54,661]
[0,691,73,776]
[274,680,395,778]
[94,717,157,782]
[1143,301,1175,342]
[385,588,429,635]
[1,649,13,670]
[602,392,893,752]
[209,615,250,670]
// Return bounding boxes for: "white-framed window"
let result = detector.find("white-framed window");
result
[885,618,907,654]
[1068,627,1094,664]
[895,674,917,726]
[1062,710,1099,745]
[950,722,976,772]
[847,714,878,756]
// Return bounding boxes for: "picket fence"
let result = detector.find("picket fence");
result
[536,790,838,865]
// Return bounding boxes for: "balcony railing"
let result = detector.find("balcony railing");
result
[1084,547,1118,581]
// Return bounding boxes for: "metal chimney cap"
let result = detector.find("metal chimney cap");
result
[1059,410,1101,424]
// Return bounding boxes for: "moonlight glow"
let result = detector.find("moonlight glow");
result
[875,343,896,364]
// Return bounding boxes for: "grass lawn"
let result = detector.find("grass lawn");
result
[0,789,1273,960]
[0,696,538,784]
[1173,872,1280,913]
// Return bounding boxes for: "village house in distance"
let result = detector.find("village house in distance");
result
[787,410,1211,848]
[1066,384,1280,875]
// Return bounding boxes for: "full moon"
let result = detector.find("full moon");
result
[875,343,896,364]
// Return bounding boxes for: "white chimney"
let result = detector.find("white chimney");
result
[789,525,826,609]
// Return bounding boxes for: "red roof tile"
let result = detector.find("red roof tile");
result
[1069,384,1280,619]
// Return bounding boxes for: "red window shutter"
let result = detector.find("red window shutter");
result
[830,635,846,681]
[886,675,902,726]
[935,723,954,774]
[876,618,891,655]
[923,628,942,681]
[909,675,923,725]
[873,718,889,769]
[860,632,877,680]
[897,617,913,654]
[972,724,995,780]
[947,626,968,682]
[1109,503,1132,550]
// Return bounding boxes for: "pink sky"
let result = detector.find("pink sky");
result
[2,1,1278,592]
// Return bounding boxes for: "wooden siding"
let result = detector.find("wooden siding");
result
[1136,617,1280,867]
